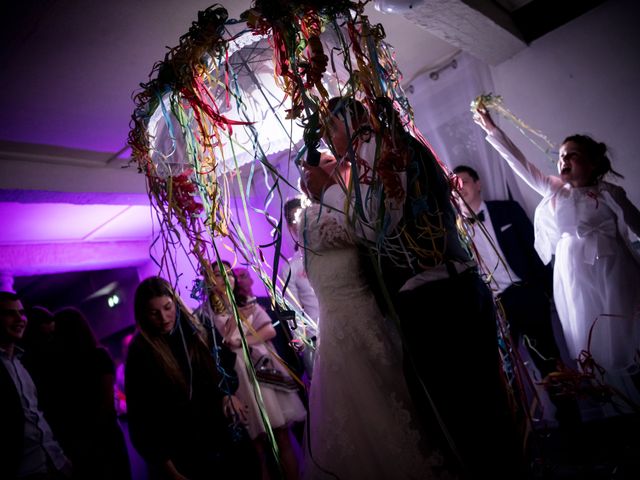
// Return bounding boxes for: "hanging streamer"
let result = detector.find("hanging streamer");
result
[129,0,535,466]
[470,92,557,162]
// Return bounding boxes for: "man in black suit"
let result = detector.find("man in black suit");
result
[453,165,580,428]
[0,291,72,479]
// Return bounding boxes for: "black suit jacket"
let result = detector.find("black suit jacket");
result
[363,134,473,307]
[485,200,552,292]
[0,358,27,479]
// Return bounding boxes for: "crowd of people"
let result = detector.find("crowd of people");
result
[1,294,130,480]
[3,96,640,480]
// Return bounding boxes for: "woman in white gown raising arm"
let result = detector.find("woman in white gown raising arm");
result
[474,107,640,414]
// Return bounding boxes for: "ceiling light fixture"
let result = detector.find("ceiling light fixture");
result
[373,0,425,14]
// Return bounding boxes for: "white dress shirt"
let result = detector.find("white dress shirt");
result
[467,201,521,294]
[0,346,68,478]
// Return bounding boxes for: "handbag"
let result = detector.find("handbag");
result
[253,354,299,392]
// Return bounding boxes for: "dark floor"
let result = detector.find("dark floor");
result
[527,414,640,479]
[121,414,640,479]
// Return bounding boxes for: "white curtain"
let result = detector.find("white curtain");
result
[407,52,529,210]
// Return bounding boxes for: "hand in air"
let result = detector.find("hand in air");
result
[472,106,498,134]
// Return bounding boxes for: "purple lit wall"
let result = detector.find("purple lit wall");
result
[3,159,302,337]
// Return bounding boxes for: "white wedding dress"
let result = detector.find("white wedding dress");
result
[300,204,449,480]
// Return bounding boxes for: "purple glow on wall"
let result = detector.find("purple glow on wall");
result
[0,203,153,244]
[0,199,155,278]
[1,185,301,308]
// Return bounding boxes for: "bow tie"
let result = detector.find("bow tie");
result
[466,210,485,224]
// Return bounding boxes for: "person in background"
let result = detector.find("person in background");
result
[52,307,131,480]
[282,197,320,379]
[474,107,640,416]
[22,306,56,347]
[20,306,60,431]
[233,267,256,303]
[126,276,259,480]
[453,164,580,428]
[114,333,134,417]
[0,291,72,480]
[283,197,320,323]
[211,260,305,480]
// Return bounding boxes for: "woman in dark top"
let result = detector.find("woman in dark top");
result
[126,276,259,480]
[52,307,132,480]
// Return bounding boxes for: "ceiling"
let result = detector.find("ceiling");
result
[0,0,457,156]
[0,0,462,287]
[0,0,603,293]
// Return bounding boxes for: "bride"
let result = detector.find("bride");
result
[298,152,452,480]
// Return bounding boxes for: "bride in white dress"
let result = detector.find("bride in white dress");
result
[299,154,451,480]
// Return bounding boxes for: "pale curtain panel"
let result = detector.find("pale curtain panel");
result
[406,52,531,214]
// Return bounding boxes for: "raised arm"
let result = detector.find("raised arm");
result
[473,108,562,197]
